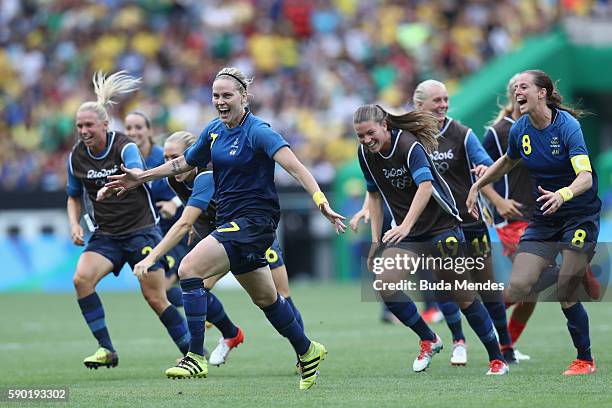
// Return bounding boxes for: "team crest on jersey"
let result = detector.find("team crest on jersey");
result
[229,137,240,156]
[550,136,561,155]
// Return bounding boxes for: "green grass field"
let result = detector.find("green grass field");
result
[1,284,610,407]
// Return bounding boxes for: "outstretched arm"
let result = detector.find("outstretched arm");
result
[466,154,520,218]
[106,156,194,196]
[273,146,346,234]
[133,205,202,277]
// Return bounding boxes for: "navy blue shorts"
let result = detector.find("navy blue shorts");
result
[211,217,276,275]
[163,238,190,279]
[265,238,285,269]
[518,212,600,262]
[398,225,466,258]
[85,226,167,276]
[462,221,492,258]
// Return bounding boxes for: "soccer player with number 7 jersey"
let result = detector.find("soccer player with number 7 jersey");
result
[468,69,601,375]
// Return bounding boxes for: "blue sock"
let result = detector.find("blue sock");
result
[562,303,592,361]
[78,292,114,352]
[205,289,238,339]
[159,305,190,355]
[462,300,503,361]
[384,292,436,341]
[438,301,465,342]
[166,286,183,307]
[180,278,207,357]
[262,294,310,355]
[484,300,512,347]
[286,297,304,330]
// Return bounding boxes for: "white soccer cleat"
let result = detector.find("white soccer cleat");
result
[208,327,244,366]
[450,340,467,366]
[486,359,509,375]
[413,334,443,372]
[514,349,531,361]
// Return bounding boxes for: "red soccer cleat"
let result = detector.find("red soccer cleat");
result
[486,359,509,375]
[563,359,596,375]
[582,264,601,300]
[421,307,444,324]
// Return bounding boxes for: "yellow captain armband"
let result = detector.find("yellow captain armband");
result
[556,187,574,202]
[571,154,592,175]
[313,191,328,207]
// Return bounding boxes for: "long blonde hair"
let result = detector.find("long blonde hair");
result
[353,104,439,153]
[77,71,141,121]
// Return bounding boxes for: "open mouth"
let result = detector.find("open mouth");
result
[516,98,527,106]
[366,141,377,150]
[218,108,230,119]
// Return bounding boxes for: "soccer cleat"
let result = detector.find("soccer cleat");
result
[502,347,518,365]
[166,352,208,379]
[205,321,213,329]
[298,341,327,390]
[563,359,596,375]
[486,359,509,375]
[421,307,444,324]
[413,334,443,372]
[514,349,531,361]
[450,340,467,366]
[83,347,118,369]
[583,264,601,300]
[209,327,244,366]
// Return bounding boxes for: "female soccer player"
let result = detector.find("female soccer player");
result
[107,67,345,389]
[133,130,306,367]
[413,80,513,366]
[124,112,188,308]
[67,71,190,369]
[467,69,601,375]
[355,104,508,375]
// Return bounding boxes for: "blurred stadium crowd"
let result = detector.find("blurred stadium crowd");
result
[0,0,610,194]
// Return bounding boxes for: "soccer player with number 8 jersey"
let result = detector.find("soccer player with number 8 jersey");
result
[468,69,601,375]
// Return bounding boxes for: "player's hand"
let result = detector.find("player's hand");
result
[70,224,84,246]
[382,224,411,244]
[134,257,155,278]
[105,165,143,197]
[156,200,178,219]
[349,208,370,232]
[471,164,488,179]
[466,184,480,219]
[319,203,347,234]
[537,185,564,216]
[496,199,524,219]
[96,186,117,202]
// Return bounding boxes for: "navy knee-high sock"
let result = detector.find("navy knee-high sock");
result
[180,278,207,357]
[159,305,190,355]
[286,297,304,330]
[384,292,436,341]
[438,301,465,342]
[78,292,115,352]
[166,286,183,307]
[562,303,592,361]
[462,300,503,361]
[205,289,238,339]
[262,294,311,355]
[484,300,512,348]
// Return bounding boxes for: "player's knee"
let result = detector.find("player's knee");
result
[253,291,278,308]
[507,279,532,301]
[142,287,167,311]
[72,272,93,293]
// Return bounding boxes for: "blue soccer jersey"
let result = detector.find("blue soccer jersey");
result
[506,109,601,220]
[187,171,215,212]
[185,110,289,226]
[145,144,182,234]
